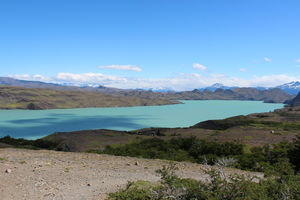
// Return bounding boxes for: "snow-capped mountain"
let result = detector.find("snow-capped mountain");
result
[199,83,236,92]
[60,82,101,88]
[200,82,300,95]
[276,81,300,95]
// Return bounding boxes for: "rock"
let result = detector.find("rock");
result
[27,103,42,110]
[87,183,91,186]
[126,163,131,166]
[135,161,139,166]
[5,169,12,173]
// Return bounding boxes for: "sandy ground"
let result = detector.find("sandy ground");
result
[0,148,262,200]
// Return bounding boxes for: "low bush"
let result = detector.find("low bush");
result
[0,135,59,150]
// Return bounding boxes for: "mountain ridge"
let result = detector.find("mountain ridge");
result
[0,85,178,110]
[0,77,295,106]
[290,92,300,107]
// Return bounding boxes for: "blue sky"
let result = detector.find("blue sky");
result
[0,0,300,90]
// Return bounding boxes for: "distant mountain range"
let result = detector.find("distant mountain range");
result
[198,83,269,92]
[0,77,297,107]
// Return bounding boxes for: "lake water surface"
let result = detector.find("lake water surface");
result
[0,100,284,139]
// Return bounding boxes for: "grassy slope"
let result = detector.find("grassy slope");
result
[0,85,179,109]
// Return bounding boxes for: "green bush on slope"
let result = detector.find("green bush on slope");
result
[0,136,59,150]
[92,137,299,174]
[108,163,300,200]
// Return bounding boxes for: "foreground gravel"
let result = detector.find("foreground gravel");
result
[0,148,262,200]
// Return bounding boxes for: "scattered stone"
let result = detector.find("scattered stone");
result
[0,148,220,200]
[5,169,12,173]
[126,163,131,166]
[44,193,55,197]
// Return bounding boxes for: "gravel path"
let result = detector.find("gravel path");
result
[0,148,212,200]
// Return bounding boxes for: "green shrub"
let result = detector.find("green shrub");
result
[108,181,152,200]
[99,137,245,166]
[0,135,59,150]
[289,134,300,172]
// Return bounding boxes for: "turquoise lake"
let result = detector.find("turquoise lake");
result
[0,100,284,139]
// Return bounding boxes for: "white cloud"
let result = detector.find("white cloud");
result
[98,65,142,72]
[296,58,300,63]
[9,73,300,91]
[192,63,207,71]
[55,72,128,86]
[264,57,272,62]
[249,74,297,87]
[239,68,247,72]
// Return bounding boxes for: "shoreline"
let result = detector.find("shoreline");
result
[0,99,286,111]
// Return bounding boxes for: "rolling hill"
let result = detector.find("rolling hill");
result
[0,85,178,110]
